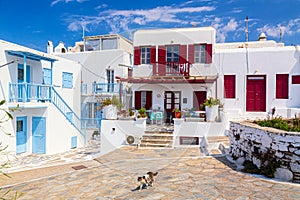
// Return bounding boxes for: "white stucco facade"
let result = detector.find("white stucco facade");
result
[215,41,300,120]
[0,39,83,157]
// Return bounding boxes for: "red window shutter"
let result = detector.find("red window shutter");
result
[188,44,194,64]
[150,46,156,64]
[135,91,141,109]
[158,46,166,64]
[179,45,187,63]
[276,74,289,99]
[206,44,212,64]
[134,47,141,65]
[292,75,300,84]
[146,91,152,110]
[224,75,236,98]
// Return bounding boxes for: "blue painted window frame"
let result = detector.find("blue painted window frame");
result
[43,68,52,85]
[62,72,73,88]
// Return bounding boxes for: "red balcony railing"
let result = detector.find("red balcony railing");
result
[152,62,190,76]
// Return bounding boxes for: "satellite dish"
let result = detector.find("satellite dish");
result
[126,135,135,144]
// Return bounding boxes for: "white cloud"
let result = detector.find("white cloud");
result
[64,5,215,34]
[51,0,88,7]
[211,18,240,43]
[95,4,108,10]
[257,18,300,39]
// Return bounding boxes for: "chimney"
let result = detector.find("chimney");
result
[47,41,53,54]
[258,33,267,41]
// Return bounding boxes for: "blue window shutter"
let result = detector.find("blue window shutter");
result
[71,136,77,148]
[43,68,51,85]
[62,72,73,88]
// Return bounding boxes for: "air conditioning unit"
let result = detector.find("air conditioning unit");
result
[126,135,142,145]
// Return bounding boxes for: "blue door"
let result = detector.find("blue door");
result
[16,117,27,154]
[18,64,30,102]
[32,117,46,154]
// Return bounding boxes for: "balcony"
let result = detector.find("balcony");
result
[9,83,51,103]
[92,82,124,94]
[153,62,190,76]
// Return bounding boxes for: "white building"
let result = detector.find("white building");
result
[123,27,218,121]
[125,26,300,122]
[215,35,300,120]
[53,34,133,126]
[0,39,83,157]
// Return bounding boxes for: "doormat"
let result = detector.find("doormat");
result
[72,165,87,170]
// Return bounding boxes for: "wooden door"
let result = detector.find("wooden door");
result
[193,91,207,111]
[164,91,181,123]
[246,75,266,112]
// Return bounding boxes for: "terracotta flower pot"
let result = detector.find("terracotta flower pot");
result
[175,112,181,118]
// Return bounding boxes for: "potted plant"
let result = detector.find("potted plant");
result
[203,97,221,122]
[172,108,182,118]
[137,107,147,118]
[101,96,121,120]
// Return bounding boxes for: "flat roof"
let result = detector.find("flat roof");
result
[6,50,57,62]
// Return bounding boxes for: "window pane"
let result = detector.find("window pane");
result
[194,44,206,63]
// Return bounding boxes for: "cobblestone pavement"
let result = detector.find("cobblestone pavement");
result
[1,145,300,200]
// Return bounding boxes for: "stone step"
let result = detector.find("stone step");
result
[292,172,300,183]
[139,143,173,148]
[206,136,229,143]
[144,131,173,135]
[141,138,173,144]
[142,134,173,140]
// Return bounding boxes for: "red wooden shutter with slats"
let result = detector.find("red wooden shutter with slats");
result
[134,47,141,65]
[206,44,212,64]
[188,44,194,64]
[179,45,187,63]
[150,46,156,64]
[135,91,141,109]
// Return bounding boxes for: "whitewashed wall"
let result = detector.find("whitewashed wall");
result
[0,39,83,156]
[131,83,215,111]
[100,120,146,155]
[215,44,300,117]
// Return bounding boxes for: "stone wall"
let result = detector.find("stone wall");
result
[228,121,300,183]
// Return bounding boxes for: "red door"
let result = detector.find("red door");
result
[246,75,266,112]
[193,91,207,111]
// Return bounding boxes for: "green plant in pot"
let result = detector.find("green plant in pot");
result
[172,108,183,118]
[203,97,222,122]
[138,107,147,118]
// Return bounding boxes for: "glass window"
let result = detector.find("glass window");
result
[141,91,147,108]
[87,102,97,118]
[194,44,206,63]
[102,38,117,50]
[141,47,150,64]
[166,45,179,62]
[84,39,100,51]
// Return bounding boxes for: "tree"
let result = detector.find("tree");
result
[0,100,22,199]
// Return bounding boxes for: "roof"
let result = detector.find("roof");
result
[5,50,57,62]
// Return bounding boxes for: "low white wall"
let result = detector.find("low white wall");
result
[100,119,146,155]
[228,121,300,183]
[173,118,226,147]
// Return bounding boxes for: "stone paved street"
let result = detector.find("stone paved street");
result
[1,146,300,199]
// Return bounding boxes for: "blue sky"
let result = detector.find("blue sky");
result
[0,0,300,52]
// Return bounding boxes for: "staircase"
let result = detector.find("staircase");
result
[205,136,230,155]
[139,125,174,148]
[51,88,85,139]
